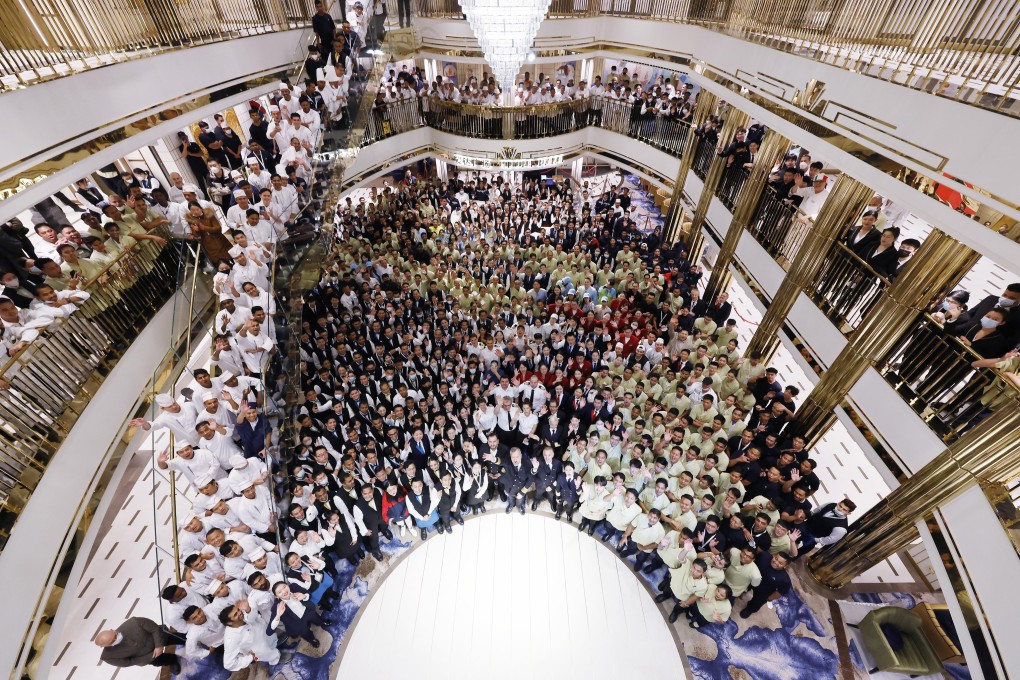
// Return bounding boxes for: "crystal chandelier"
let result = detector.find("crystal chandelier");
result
[459,0,551,94]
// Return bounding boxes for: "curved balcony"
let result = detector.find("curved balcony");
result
[0,0,315,89]
[415,0,1020,119]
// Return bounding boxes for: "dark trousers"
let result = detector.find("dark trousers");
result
[438,504,462,525]
[150,652,179,668]
[506,492,527,511]
[533,486,556,509]
[743,588,773,615]
[633,550,655,571]
[397,0,411,26]
[557,500,577,518]
[578,516,603,534]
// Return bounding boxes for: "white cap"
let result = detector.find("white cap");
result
[199,391,216,402]
[230,170,243,180]
[248,158,260,166]
[194,474,214,488]
[206,579,224,596]
[232,189,246,198]
[180,514,201,528]
[182,183,200,193]
[175,440,192,452]
[228,245,244,257]
[155,393,175,408]
[231,478,252,494]
[269,104,280,112]
[250,547,267,561]
[219,294,234,302]
[814,174,828,183]
[220,371,234,382]
[229,454,248,469]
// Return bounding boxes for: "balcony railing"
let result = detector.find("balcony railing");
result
[746,185,811,266]
[807,241,891,332]
[0,0,313,88]
[415,0,1020,117]
[0,230,184,549]
[877,314,1016,443]
[364,95,694,151]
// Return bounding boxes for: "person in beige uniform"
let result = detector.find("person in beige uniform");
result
[577,476,611,536]
[654,542,709,623]
[601,487,641,544]
[688,583,733,629]
[724,546,762,598]
[617,508,665,571]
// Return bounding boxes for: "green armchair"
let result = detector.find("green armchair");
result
[857,607,944,676]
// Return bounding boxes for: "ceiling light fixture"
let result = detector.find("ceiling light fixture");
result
[459,0,551,94]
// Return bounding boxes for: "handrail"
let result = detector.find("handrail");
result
[878,312,1020,443]
[414,0,1020,118]
[0,227,182,549]
[0,0,313,90]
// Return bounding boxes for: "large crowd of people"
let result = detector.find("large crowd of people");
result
[89,164,873,674]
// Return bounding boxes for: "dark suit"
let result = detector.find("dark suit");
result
[709,300,732,327]
[275,584,327,642]
[354,489,390,553]
[501,460,531,511]
[529,458,561,510]
[99,617,176,669]
[554,472,581,519]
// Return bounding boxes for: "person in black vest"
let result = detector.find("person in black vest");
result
[354,484,393,561]
[529,446,561,511]
[739,551,792,618]
[322,510,363,566]
[501,447,531,514]
[801,498,855,553]
[554,461,582,522]
[271,582,332,648]
[405,478,441,540]
[462,461,489,514]
[436,470,465,532]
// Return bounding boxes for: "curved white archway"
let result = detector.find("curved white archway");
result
[335,513,688,680]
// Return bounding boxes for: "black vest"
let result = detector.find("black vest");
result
[806,503,848,538]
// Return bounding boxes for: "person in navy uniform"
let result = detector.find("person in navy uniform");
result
[554,460,583,522]
[529,446,562,511]
[501,447,531,514]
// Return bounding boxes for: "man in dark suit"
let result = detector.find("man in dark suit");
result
[947,283,1020,340]
[554,461,583,522]
[95,617,181,673]
[538,413,568,455]
[708,292,732,327]
[530,447,562,511]
[501,447,531,514]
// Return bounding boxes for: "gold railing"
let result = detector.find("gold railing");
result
[0,228,183,550]
[415,0,1020,116]
[363,95,693,150]
[878,313,1019,443]
[808,240,893,332]
[0,0,313,88]
[745,183,812,266]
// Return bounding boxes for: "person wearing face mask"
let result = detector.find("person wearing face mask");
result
[950,283,1020,342]
[960,307,1013,358]
[890,237,921,281]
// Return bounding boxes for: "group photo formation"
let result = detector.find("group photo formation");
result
[2,0,1017,680]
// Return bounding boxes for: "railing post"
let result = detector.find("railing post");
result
[789,228,981,447]
[743,174,873,362]
[808,402,1020,589]
[685,109,749,264]
[662,91,717,247]
[703,128,789,302]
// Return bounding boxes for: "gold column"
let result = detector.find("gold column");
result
[744,174,874,362]
[703,129,790,302]
[791,229,981,446]
[809,400,1020,589]
[687,109,750,258]
[663,91,717,247]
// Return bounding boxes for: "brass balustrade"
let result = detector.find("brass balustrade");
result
[807,240,891,332]
[362,95,694,150]
[414,0,1020,116]
[0,228,183,549]
[877,313,1017,443]
[745,184,811,266]
[0,0,313,88]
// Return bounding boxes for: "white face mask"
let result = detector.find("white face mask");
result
[997,296,1017,308]
[980,317,1000,329]
[2,278,17,288]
